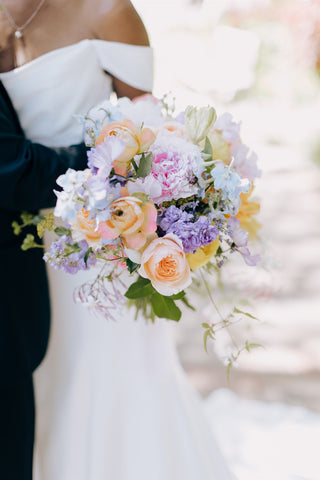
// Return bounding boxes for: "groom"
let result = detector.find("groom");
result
[0,80,88,480]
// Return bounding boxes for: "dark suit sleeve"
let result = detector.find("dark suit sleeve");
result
[0,108,88,212]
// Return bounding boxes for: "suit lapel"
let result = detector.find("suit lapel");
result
[0,80,23,134]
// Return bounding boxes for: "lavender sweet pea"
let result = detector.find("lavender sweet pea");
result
[160,206,218,253]
[44,236,97,274]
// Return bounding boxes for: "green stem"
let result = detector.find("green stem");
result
[199,269,224,322]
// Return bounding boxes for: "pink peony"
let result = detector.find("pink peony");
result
[148,134,203,204]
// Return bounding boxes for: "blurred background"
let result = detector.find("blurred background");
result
[132,0,320,412]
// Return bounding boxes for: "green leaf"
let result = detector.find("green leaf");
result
[150,292,181,321]
[245,341,262,352]
[203,329,214,353]
[54,226,72,237]
[131,158,139,173]
[202,136,213,161]
[234,307,259,321]
[181,296,196,311]
[136,152,153,178]
[125,276,155,299]
[202,323,211,329]
[126,258,140,274]
[84,248,92,266]
[169,291,186,300]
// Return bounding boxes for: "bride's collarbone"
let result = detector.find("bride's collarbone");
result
[0,45,16,74]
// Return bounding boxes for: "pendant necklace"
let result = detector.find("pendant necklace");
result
[0,0,46,39]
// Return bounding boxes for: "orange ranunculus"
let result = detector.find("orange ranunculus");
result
[236,187,261,240]
[71,209,101,247]
[96,119,156,176]
[98,196,157,250]
[138,233,192,296]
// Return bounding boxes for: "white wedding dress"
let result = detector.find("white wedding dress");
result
[0,40,235,480]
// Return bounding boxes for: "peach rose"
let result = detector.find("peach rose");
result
[71,209,101,247]
[98,196,157,250]
[138,233,192,296]
[96,119,156,176]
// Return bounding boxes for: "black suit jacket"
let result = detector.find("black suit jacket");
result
[0,81,88,387]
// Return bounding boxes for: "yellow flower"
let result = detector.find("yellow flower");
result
[236,188,261,240]
[186,238,220,270]
[206,130,231,163]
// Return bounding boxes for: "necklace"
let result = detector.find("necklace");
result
[0,0,46,39]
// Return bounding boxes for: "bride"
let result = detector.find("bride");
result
[0,1,235,479]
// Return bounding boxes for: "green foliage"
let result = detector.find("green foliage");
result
[202,323,216,353]
[36,213,55,238]
[12,221,22,236]
[150,292,181,322]
[20,212,35,225]
[136,152,153,178]
[21,234,43,251]
[180,296,196,311]
[125,276,187,322]
[84,248,93,267]
[54,226,72,237]
[169,291,186,300]
[244,341,262,352]
[202,136,213,162]
[131,158,139,173]
[125,258,140,274]
[233,307,259,321]
[12,211,43,237]
[125,276,155,299]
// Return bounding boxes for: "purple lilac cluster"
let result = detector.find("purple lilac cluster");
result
[160,205,219,253]
[44,235,97,274]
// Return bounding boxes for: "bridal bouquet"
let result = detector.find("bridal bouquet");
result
[17,94,262,360]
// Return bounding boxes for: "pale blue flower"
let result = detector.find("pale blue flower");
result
[56,168,87,194]
[211,164,250,204]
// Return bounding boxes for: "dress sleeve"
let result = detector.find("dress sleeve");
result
[93,40,154,92]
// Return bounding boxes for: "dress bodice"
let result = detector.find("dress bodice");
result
[0,39,153,147]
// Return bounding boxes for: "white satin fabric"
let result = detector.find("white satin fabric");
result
[0,40,235,479]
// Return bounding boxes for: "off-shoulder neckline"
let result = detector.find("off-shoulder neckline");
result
[0,39,152,78]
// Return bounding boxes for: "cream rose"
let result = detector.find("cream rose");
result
[138,233,192,296]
